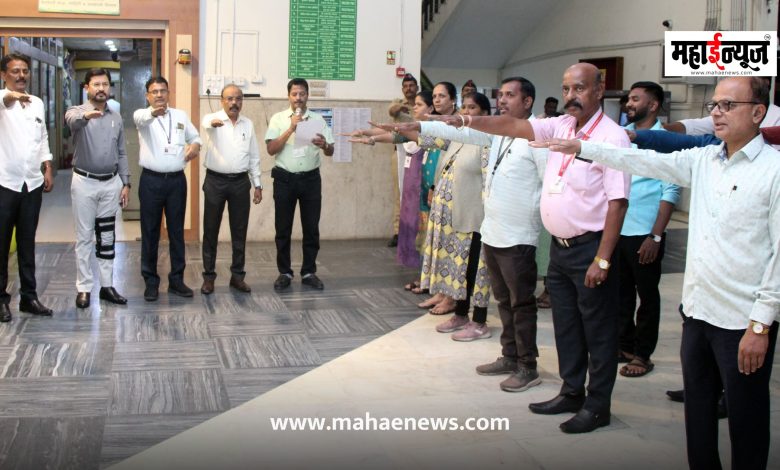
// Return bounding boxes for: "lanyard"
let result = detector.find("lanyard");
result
[157,111,172,144]
[441,145,464,175]
[557,111,603,177]
[491,136,515,179]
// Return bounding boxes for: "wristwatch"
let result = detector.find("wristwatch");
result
[750,321,771,335]
[594,256,610,270]
[649,233,662,243]
[124,183,132,189]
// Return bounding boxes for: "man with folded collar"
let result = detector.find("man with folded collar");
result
[200,84,262,295]
[65,68,131,309]
[265,78,334,291]
[134,76,201,301]
[0,53,55,320]
[429,63,630,433]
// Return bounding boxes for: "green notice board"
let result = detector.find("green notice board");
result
[288,0,357,81]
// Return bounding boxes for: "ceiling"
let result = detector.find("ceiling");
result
[422,0,562,69]
[62,37,133,52]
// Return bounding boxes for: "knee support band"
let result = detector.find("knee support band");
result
[95,216,116,260]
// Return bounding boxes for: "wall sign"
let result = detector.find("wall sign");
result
[39,0,120,15]
[288,0,357,81]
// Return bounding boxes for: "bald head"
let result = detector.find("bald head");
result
[561,62,605,127]
[220,84,243,121]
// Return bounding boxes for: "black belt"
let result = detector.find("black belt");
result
[271,167,319,181]
[142,168,184,178]
[207,169,247,180]
[553,231,602,248]
[74,168,117,181]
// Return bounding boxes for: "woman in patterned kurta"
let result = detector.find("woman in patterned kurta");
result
[419,93,494,341]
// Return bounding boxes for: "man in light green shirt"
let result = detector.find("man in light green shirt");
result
[265,78,334,291]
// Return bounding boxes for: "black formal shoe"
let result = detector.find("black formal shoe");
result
[19,298,53,316]
[387,234,398,247]
[301,274,324,290]
[75,292,91,309]
[666,389,684,403]
[559,408,610,434]
[229,277,251,293]
[274,274,292,291]
[99,287,127,304]
[144,285,159,302]
[168,282,194,298]
[529,394,585,415]
[0,304,11,323]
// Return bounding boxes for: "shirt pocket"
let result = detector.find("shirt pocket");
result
[563,158,592,193]
[174,124,186,146]
[26,114,45,145]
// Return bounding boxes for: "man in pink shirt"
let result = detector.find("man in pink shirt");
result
[430,63,630,433]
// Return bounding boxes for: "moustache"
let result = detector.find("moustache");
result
[564,100,582,110]
[230,106,239,111]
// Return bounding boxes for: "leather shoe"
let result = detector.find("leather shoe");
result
[19,298,53,316]
[144,285,159,302]
[529,394,585,415]
[99,287,127,305]
[301,273,324,290]
[201,279,215,295]
[0,304,11,323]
[559,408,610,434]
[168,282,194,297]
[229,277,251,293]
[666,389,684,403]
[274,274,292,291]
[75,292,90,309]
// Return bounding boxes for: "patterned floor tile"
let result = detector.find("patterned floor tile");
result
[114,313,210,342]
[215,334,321,369]
[1,342,114,377]
[109,369,230,415]
[111,340,220,371]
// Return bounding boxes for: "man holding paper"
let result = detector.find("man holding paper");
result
[265,78,334,291]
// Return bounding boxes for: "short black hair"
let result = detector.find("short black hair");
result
[84,68,112,86]
[462,92,491,114]
[1,53,30,72]
[287,78,309,94]
[144,76,169,92]
[402,73,417,85]
[434,81,457,101]
[545,97,559,105]
[500,76,536,102]
[630,81,665,107]
[750,77,770,108]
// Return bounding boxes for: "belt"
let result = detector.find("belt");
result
[74,168,117,181]
[553,231,602,248]
[142,168,184,178]
[207,169,247,180]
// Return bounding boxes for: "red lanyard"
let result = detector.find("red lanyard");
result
[558,111,603,177]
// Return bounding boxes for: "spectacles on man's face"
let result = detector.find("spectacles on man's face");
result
[704,100,760,113]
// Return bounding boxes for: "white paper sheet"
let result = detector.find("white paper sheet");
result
[332,107,371,163]
[294,120,324,148]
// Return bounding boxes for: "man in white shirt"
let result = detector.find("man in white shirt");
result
[534,77,779,470]
[0,54,54,321]
[134,76,201,301]
[200,85,262,295]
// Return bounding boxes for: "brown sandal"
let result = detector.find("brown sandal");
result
[620,357,654,377]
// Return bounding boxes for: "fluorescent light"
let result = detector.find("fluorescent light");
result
[105,40,114,45]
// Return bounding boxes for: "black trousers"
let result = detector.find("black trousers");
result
[617,234,665,359]
[0,183,43,304]
[202,171,251,280]
[681,316,778,470]
[547,237,619,413]
[139,169,187,287]
[272,167,321,276]
[482,243,538,369]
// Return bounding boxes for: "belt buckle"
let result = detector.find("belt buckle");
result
[556,237,570,248]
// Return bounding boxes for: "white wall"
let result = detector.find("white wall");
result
[199,0,421,100]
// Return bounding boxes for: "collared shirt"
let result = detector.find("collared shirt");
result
[264,107,334,173]
[420,117,546,248]
[622,120,681,235]
[580,135,780,329]
[201,110,261,188]
[0,89,52,192]
[530,108,631,239]
[681,103,780,150]
[134,106,202,173]
[65,102,130,184]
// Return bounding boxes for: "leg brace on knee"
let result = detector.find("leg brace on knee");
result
[95,216,116,260]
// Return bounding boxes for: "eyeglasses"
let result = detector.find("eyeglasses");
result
[148,89,169,96]
[704,100,760,113]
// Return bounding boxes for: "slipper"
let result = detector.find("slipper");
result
[617,350,635,364]
[404,281,420,291]
[620,357,654,377]
[428,306,456,315]
[418,299,439,309]
[410,286,429,295]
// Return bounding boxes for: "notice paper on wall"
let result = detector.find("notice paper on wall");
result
[331,107,371,163]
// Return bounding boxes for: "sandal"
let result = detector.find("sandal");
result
[410,286,429,295]
[617,350,635,364]
[536,288,551,309]
[404,281,420,291]
[418,293,444,309]
[620,357,654,378]
[428,298,456,315]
